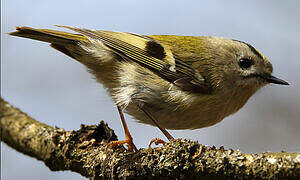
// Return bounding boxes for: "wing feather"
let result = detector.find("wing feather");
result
[56,25,213,93]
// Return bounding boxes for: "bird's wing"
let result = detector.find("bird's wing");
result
[57,26,213,93]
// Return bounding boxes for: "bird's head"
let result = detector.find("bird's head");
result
[199,37,289,93]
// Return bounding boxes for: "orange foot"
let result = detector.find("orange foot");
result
[106,106,138,152]
[148,138,167,151]
[107,137,138,152]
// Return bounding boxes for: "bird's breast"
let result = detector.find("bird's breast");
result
[108,61,256,130]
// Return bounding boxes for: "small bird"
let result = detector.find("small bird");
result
[9,26,289,151]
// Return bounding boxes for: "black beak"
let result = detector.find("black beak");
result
[262,74,289,85]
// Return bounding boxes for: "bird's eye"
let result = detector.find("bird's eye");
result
[238,58,253,69]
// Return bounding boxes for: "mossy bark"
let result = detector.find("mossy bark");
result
[1,98,299,179]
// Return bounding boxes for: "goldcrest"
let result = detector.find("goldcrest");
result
[9,26,289,149]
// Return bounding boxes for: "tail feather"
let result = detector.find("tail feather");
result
[9,26,91,59]
[9,26,88,44]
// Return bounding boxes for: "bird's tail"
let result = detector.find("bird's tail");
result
[9,26,88,44]
[9,26,89,58]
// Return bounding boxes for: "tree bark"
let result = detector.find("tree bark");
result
[1,98,299,179]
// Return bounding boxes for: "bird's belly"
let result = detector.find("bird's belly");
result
[106,62,242,130]
[124,101,226,130]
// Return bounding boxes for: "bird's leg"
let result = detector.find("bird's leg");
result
[107,106,138,152]
[138,105,174,141]
[137,104,174,149]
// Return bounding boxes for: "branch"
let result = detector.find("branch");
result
[1,98,299,179]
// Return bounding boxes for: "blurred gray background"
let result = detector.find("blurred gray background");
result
[2,0,299,179]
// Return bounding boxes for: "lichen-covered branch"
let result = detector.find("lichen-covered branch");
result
[1,98,299,179]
